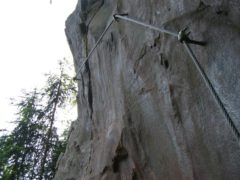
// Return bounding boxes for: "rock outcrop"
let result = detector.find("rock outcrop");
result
[54,0,240,179]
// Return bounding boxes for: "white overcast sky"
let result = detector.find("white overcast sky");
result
[0,0,78,132]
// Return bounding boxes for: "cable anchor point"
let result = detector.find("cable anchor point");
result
[178,27,207,46]
[113,13,128,21]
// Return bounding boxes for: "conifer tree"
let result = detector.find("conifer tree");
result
[0,60,76,180]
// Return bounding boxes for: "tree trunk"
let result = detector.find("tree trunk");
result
[39,80,62,180]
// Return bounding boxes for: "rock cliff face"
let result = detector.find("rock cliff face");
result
[54,0,240,179]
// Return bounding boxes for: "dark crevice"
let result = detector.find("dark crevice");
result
[85,61,93,119]
[81,0,88,12]
[79,23,88,35]
[215,7,229,16]
[101,166,110,175]
[81,22,93,119]
[80,0,88,21]
[160,53,164,65]
[133,45,147,74]
[132,170,138,180]
[112,145,128,172]
[127,115,133,126]
[110,32,114,42]
[164,59,169,69]
[160,53,169,70]
[80,73,85,99]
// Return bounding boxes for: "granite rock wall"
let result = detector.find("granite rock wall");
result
[54,0,240,179]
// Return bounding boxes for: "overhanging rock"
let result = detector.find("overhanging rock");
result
[54,0,240,179]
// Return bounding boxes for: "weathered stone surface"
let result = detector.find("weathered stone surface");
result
[54,0,240,179]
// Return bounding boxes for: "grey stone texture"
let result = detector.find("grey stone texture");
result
[54,0,240,179]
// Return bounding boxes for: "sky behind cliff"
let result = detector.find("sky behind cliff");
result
[0,0,77,132]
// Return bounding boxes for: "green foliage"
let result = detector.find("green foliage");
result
[0,60,76,180]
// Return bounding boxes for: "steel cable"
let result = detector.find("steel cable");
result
[73,13,240,140]
[114,14,178,37]
[183,42,240,139]
[75,18,115,78]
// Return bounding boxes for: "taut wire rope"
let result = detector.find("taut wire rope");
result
[113,14,178,37]
[183,42,240,139]
[75,18,114,78]
[74,13,240,141]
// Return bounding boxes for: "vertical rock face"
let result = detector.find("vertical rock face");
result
[55,0,240,179]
